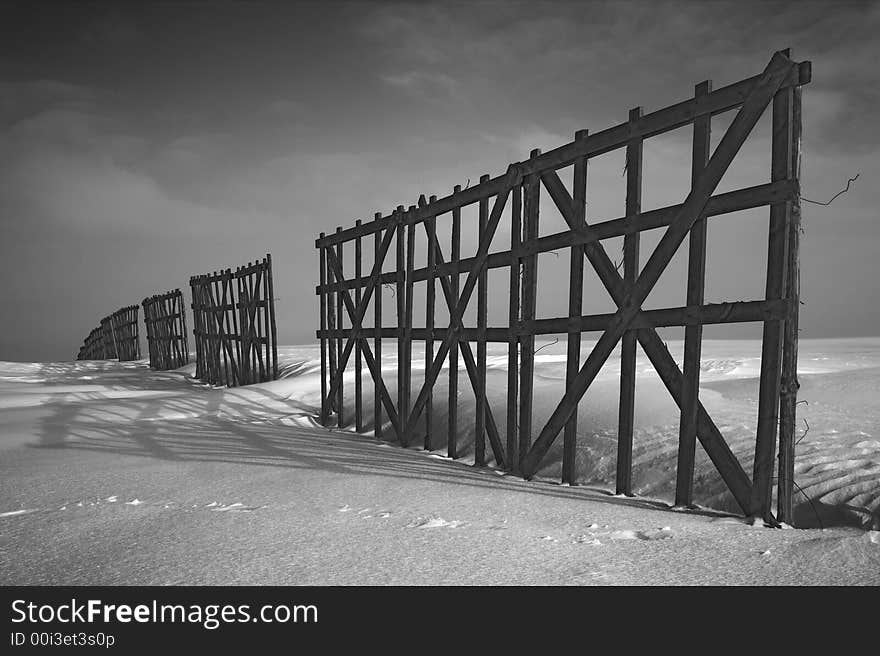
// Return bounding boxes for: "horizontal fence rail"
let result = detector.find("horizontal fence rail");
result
[76,305,141,361]
[190,254,279,387]
[314,49,810,525]
[142,289,190,371]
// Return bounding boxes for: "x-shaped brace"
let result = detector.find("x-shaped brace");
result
[518,52,797,516]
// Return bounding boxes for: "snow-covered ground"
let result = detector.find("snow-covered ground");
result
[0,338,878,585]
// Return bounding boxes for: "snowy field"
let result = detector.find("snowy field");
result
[1,338,878,585]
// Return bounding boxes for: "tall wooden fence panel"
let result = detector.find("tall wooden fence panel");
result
[142,289,190,370]
[76,305,141,361]
[315,50,810,525]
[190,254,278,387]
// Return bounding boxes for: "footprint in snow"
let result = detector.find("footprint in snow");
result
[210,502,264,513]
[609,527,674,541]
[406,517,466,529]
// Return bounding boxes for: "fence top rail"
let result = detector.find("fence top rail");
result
[315,52,809,250]
[190,254,272,285]
[143,289,183,305]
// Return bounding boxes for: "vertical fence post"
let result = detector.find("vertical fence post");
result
[354,223,364,432]
[335,228,344,427]
[374,215,384,439]
[616,108,643,497]
[448,188,461,459]
[563,130,588,485]
[519,149,541,469]
[319,235,329,425]
[265,254,277,381]
[180,289,190,367]
[675,81,712,507]
[751,75,793,521]
[507,179,522,473]
[403,209,416,445]
[395,208,406,443]
[475,174,490,466]
[425,196,437,450]
[327,249,337,419]
[778,83,802,525]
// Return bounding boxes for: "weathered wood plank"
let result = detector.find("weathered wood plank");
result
[374,216,384,439]
[751,80,793,522]
[778,84,802,525]
[336,230,344,426]
[475,174,490,466]
[519,150,541,469]
[396,208,406,443]
[507,181,522,472]
[449,187,461,459]
[355,222,364,432]
[563,131,588,485]
[424,195,437,450]
[675,80,712,508]
[617,108,642,496]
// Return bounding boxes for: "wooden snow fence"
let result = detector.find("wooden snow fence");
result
[189,254,278,387]
[76,305,141,362]
[142,289,190,370]
[319,49,808,524]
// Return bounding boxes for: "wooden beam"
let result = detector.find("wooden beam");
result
[675,80,712,507]
[402,213,416,445]
[396,208,406,443]
[507,181,522,472]
[751,80,793,522]
[617,108,642,496]
[519,150,541,471]
[449,187,461,459]
[335,229,344,426]
[373,217,384,439]
[778,84,802,525]
[475,174,490,466]
[354,226,364,432]
[564,130,588,485]
[319,235,329,425]
[424,196,437,450]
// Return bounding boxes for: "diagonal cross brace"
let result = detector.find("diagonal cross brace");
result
[401,164,521,441]
[539,170,753,510]
[323,223,397,408]
[324,246,403,436]
[519,52,796,512]
[418,198,506,465]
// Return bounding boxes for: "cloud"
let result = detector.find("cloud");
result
[380,70,462,103]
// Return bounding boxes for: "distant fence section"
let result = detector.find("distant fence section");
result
[142,289,190,370]
[76,305,141,361]
[190,254,278,387]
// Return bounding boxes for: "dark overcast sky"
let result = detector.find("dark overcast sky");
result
[1,0,878,361]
